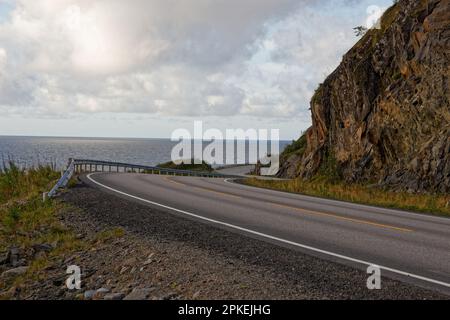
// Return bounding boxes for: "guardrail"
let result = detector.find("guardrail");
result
[45,158,241,199]
[44,158,76,200]
[72,159,240,178]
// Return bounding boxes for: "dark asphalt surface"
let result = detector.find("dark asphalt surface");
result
[83,173,450,295]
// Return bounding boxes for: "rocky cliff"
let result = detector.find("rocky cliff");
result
[279,0,449,193]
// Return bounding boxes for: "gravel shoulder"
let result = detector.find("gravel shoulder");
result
[14,178,449,300]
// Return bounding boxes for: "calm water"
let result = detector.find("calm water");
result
[0,136,290,170]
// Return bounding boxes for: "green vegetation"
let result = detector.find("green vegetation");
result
[353,26,368,37]
[0,164,85,294]
[317,150,341,183]
[0,162,59,204]
[157,159,213,172]
[243,177,450,217]
[0,159,131,296]
[380,3,400,33]
[0,163,125,298]
[282,134,307,158]
[94,227,125,243]
[279,133,309,177]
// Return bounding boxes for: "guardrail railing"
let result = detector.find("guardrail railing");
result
[45,158,241,199]
[45,158,76,200]
[72,159,240,178]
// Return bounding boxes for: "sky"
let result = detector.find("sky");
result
[0,0,393,140]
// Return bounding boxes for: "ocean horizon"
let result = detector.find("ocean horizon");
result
[0,135,290,170]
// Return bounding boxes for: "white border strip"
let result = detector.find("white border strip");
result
[87,173,450,290]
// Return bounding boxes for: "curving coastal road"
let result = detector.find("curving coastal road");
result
[83,173,450,295]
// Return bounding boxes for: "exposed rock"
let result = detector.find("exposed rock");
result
[1,266,28,278]
[6,247,20,267]
[143,253,155,265]
[119,266,128,274]
[192,290,201,299]
[93,287,110,300]
[279,0,450,193]
[103,293,126,300]
[32,243,54,253]
[84,290,96,300]
[0,253,8,265]
[123,287,154,300]
[161,292,178,300]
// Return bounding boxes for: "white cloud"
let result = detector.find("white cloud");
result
[0,47,6,72]
[0,0,391,122]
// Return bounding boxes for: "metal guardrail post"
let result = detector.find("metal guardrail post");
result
[46,158,75,200]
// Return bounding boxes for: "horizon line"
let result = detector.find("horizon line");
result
[0,134,293,142]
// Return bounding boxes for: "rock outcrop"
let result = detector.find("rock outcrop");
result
[279,0,450,193]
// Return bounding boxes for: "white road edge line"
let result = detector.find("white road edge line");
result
[87,173,450,289]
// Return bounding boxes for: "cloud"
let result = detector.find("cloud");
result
[0,47,6,71]
[0,0,390,120]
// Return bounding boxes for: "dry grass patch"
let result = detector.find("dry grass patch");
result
[244,177,450,217]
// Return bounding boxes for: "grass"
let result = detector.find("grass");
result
[0,163,86,296]
[243,176,450,217]
[0,162,59,205]
[0,162,130,298]
[94,227,125,243]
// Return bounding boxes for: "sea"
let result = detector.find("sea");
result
[0,136,291,170]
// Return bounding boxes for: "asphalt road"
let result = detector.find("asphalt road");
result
[215,165,255,176]
[84,173,450,295]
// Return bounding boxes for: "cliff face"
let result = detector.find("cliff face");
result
[279,0,450,193]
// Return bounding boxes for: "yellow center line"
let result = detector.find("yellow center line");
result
[163,177,413,233]
[271,202,412,232]
[163,176,185,187]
